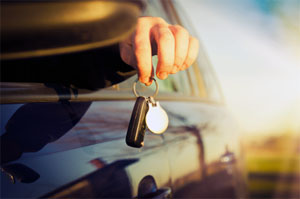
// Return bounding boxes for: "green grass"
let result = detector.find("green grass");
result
[246,156,300,174]
[243,134,300,198]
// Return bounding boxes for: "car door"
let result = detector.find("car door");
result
[0,87,177,198]
[1,1,246,198]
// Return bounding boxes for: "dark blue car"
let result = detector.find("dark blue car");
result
[0,0,247,198]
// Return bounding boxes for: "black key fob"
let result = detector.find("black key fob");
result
[126,96,148,148]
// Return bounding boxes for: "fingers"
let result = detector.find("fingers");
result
[152,24,175,79]
[133,19,153,85]
[152,22,199,79]
[181,36,199,71]
[169,25,189,74]
[119,17,199,85]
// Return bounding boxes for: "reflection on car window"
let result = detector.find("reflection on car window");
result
[202,68,223,102]
[0,102,91,164]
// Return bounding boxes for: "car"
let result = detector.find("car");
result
[0,0,247,198]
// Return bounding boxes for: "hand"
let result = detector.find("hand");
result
[119,17,199,85]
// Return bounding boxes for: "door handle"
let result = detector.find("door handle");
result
[220,146,236,164]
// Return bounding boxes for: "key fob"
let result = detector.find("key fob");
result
[126,96,149,148]
[146,101,168,134]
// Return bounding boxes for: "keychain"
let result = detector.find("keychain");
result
[126,78,169,148]
[145,96,169,134]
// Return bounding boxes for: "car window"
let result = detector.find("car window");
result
[201,65,224,102]
[143,0,171,23]
[0,0,207,104]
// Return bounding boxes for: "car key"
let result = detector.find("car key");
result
[126,96,149,148]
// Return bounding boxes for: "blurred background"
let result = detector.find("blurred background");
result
[177,0,300,198]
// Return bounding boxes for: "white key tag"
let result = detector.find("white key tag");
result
[146,98,169,134]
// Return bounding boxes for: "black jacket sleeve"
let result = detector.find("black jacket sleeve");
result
[1,44,136,90]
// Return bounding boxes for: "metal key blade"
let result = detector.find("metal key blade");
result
[126,96,149,148]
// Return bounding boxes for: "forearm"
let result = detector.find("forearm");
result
[1,44,136,90]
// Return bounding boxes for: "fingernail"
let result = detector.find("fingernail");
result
[145,81,152,86]
[158,72,168,80]
[143,77,153,86]
[180,64,188,71]
[171,67,179,74]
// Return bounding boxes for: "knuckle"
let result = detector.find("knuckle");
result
[159,30,174,43]
[137,16,151,24]
[159,61,173,71]
[169,25,189,39]
[134,36,148,50]
[153,23,167,30]
[175,56,185,65]
[154,17,166,24]
[136,17,151,32]
[173,25,189,36]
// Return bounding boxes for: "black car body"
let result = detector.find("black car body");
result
[0,0,247,198]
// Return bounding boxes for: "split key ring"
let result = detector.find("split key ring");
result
[132,78,159,98]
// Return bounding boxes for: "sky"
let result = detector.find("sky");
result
[177,0,300,136]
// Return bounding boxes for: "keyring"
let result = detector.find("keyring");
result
[132,78,159,98]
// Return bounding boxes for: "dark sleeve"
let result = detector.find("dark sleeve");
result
[1,44,137,90]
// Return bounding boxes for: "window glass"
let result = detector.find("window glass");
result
[202,67,223,102]
[143,0,171,23]
[195,51,224,102]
